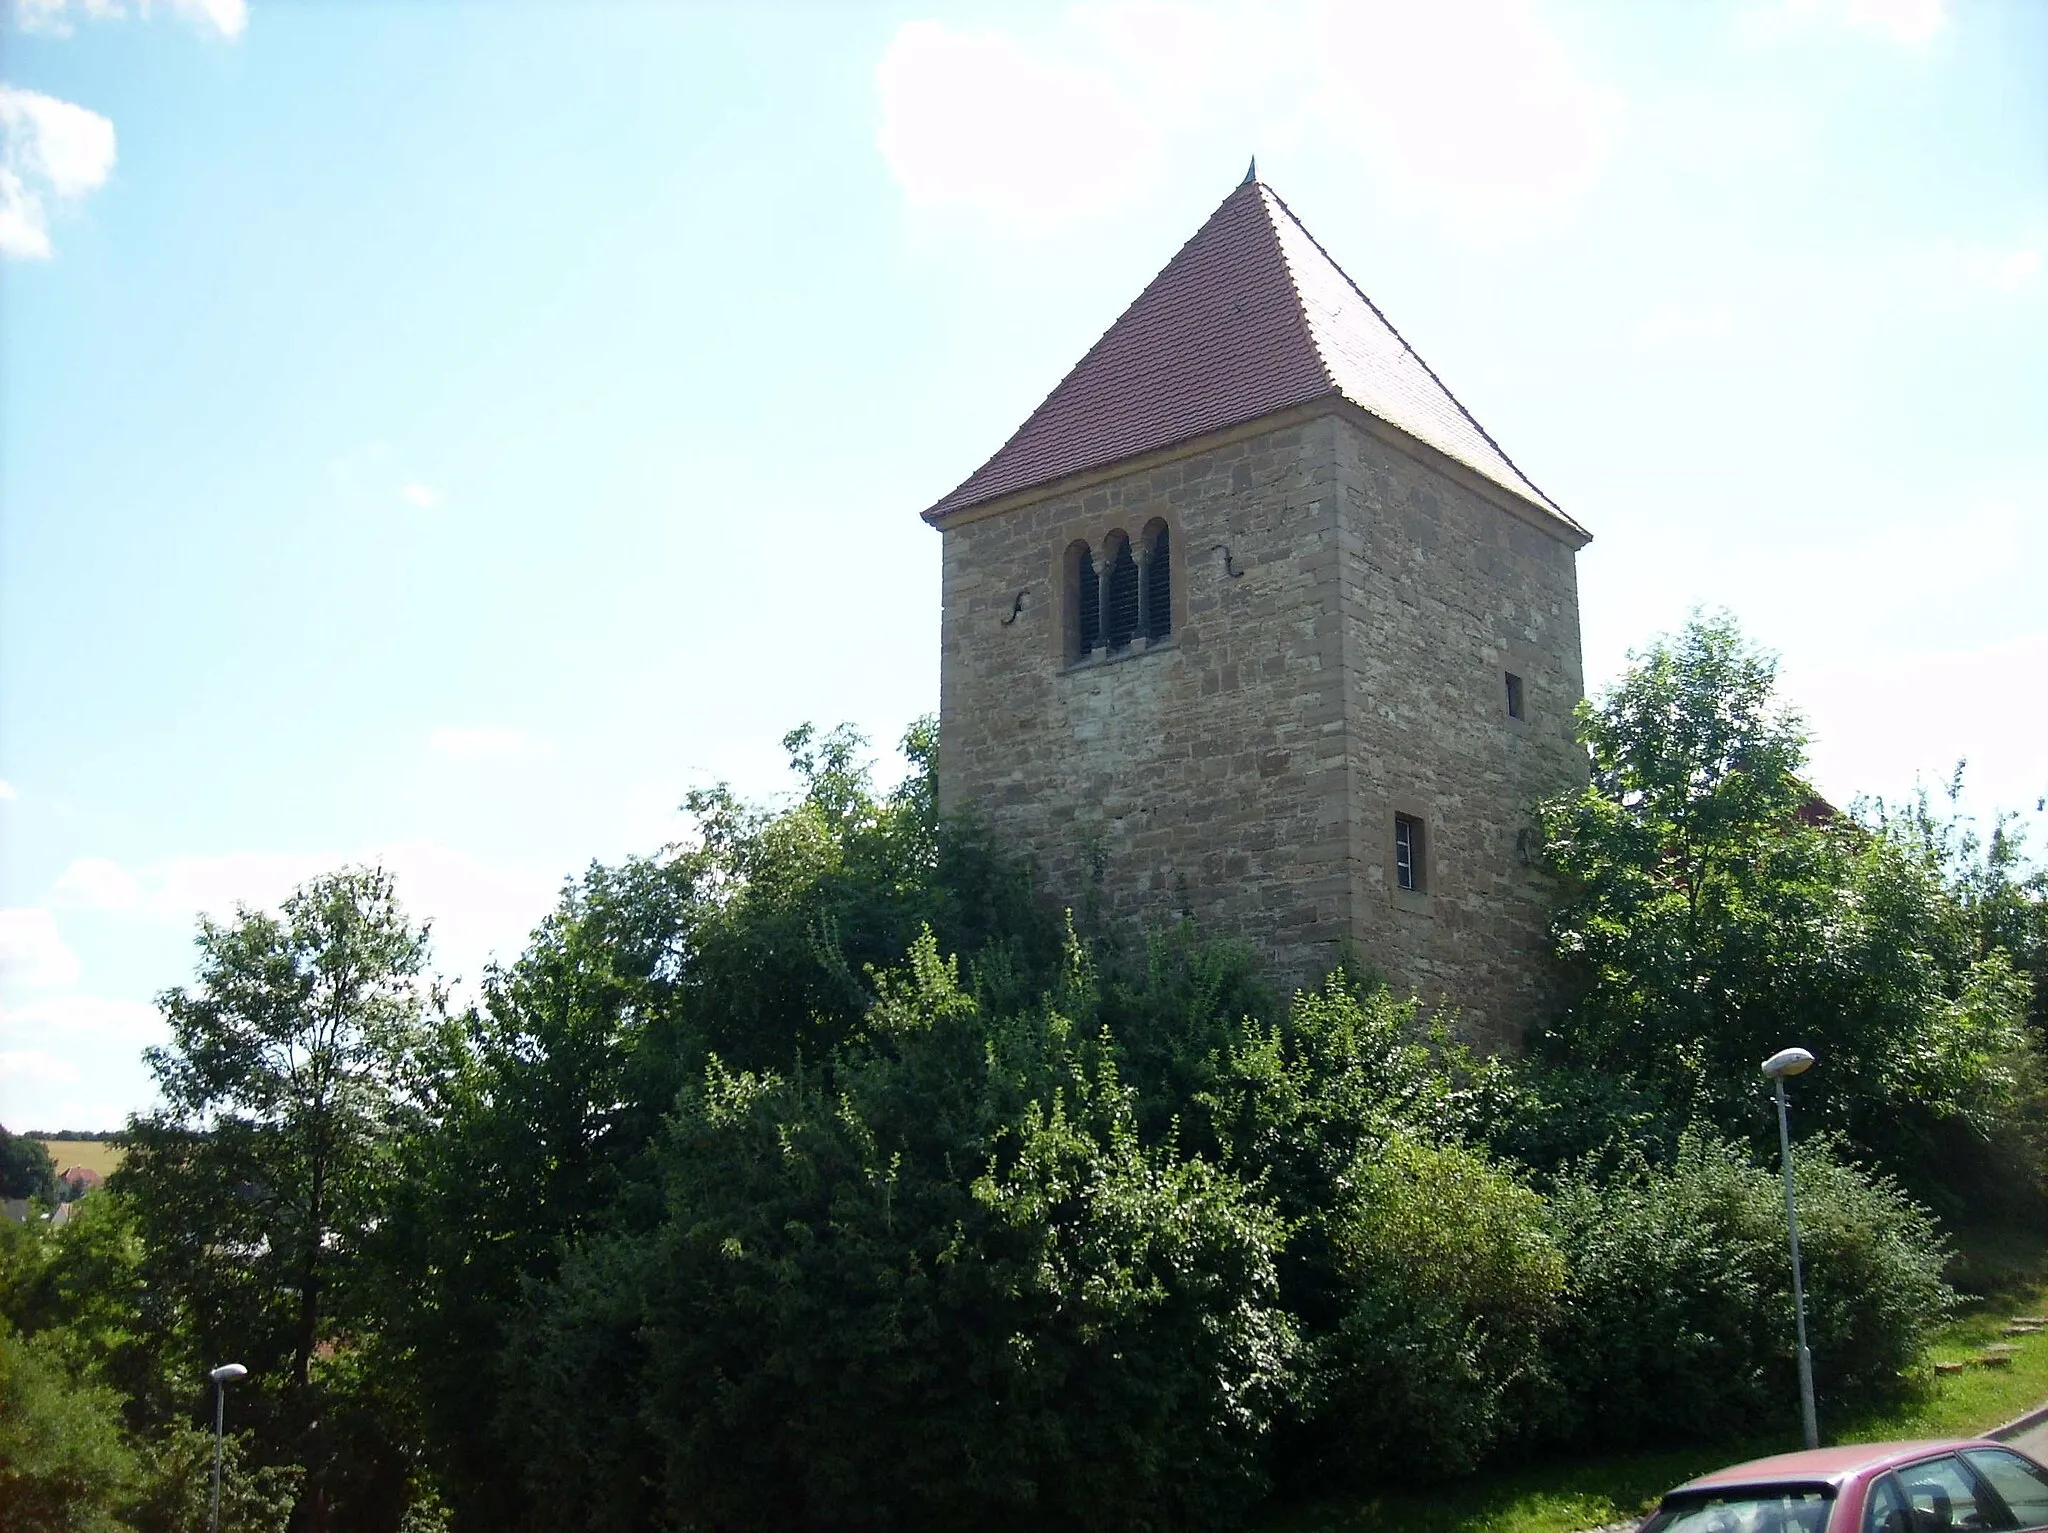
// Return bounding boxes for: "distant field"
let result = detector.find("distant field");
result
[38,1139,124,1179]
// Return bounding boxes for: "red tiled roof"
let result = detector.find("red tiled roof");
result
[923,177,1582,537]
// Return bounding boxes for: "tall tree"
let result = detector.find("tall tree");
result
[1537,614,2040,1212]
[119,866,447,1529]
[0,1126,59,1203]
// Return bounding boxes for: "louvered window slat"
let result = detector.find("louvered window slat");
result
[1105,541,1140,650]
[1144,526,1171,641]
[1077,548,1101,659]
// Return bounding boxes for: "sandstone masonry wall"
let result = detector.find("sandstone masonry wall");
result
[936,407,1587,1046]
[938,416,1353,984]
[1332,414,1587,1051]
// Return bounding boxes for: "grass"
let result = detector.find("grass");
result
[37,1138,125,1179]
[1261,1234,2048,1533]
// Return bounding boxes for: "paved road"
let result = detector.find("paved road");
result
[2002,1411,2048,1463]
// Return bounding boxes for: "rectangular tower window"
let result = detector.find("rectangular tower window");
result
[1395,814,1424,892]
[1505,672,1524,720]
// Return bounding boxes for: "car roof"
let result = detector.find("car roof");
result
[1673,1442,1997,1494]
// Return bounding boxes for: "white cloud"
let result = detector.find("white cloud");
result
[45,857,141,913]
[0,780,17,801]
[1306,0,1623,221]
[0,1042,141,1134]
[0,909,81,990]
[15,0,248,40]
[1,992,161,1047]
[427,727,544,763]
[1736,0,1946,51]
[33,840,560,988]
[400,482,441,509]
[874,0,1622,234]
[132,849,332,928]
[876,16,1160,227]
[0,86,117,260]
[0,1049,82,1088]
[168,0,247,39]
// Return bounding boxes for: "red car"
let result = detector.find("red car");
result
[1640,1441,2048,1533]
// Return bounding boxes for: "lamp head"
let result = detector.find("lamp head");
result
[1761,1047,1816,1080]
[209,1363,248,1385]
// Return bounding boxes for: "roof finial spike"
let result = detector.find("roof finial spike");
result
[1241,155,1258,186]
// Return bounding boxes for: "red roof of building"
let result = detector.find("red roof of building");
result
[923,175,1583,539]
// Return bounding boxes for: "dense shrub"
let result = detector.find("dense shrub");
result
[1544,1133,1952,1450]
[505,933,1295,1532]
[0,1126,58,1204]
[0,1323,138,1533]
[1300,1132,1565,1481]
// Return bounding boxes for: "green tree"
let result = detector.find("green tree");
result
[119,866,449,1529]
[0,1125,59,1203]
[503,931,1295,1531]
[0,1190,166,1430]
[1538,613,2040,1208]
[1864,768,2048,1042]
[372,850,702,1531]
[0,1323,140,1533]
[375,720,1059,1529]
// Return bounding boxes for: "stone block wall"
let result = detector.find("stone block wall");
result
[935,406,1587,1047]
[937,415,1354,984]
[1331,414,1587,1051]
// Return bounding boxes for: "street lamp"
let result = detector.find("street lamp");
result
[1762,1047,1819,1451]
[208,1363,248,1533]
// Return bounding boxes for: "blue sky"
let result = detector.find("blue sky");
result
[3,0,2043,1130]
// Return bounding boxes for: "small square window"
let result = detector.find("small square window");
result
[1395,814,1424,892]
[1505,672,1524,720]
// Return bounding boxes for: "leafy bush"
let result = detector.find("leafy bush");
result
[0,1126,58,1203]
[124,1424,300,1533]
[0,1323,138,1533]
[1544,1133,1951,1450]
[1301,1132,1565,1482]
[505,932,1295,1532]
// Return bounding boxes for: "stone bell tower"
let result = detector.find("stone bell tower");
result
[923,171,1591,1051]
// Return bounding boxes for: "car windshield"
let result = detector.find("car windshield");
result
[1644,1487,1836,1533]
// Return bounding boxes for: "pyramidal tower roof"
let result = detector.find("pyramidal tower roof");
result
[924,176,1582,538]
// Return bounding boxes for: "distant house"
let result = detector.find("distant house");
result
[58,1165,105,1200]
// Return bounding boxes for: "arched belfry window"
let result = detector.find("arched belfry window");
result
[1069,541,1100,661]
[1142,521,1171,642]
[1103,534,1140,651]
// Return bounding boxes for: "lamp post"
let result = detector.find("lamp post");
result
[1761,1047,1819,1450]
[208,1363,247,1533]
